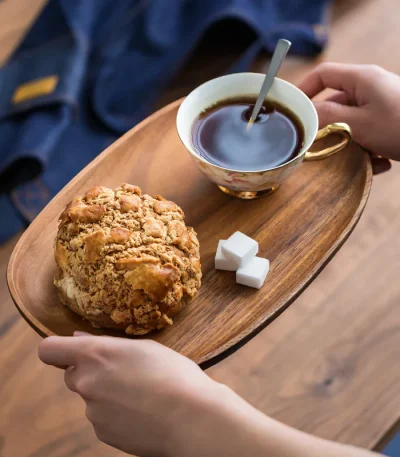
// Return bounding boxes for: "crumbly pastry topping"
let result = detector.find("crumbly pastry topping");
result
[54,184,201,335]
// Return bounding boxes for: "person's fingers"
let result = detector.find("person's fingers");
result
[64,366,79,393]
[313,100,360,129]
[64,365,97,398]
[85,403,98,425]
[298,62,361,99]
[74,331,91,337]
[325,91,352,106]
[313,100,392,174]
[39,336,83,367]
[370,155,392,174]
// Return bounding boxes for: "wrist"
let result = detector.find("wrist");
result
[169,380,275,457]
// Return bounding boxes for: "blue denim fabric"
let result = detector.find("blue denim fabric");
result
[0,0,329,243]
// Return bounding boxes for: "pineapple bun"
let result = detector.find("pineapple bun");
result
[54,183,201,335]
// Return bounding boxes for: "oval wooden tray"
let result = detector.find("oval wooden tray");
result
[7,98,372,368]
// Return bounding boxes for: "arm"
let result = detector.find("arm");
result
[39,334,380,457]
[174,384,379,457]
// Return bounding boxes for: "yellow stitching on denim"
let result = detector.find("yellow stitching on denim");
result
[12,75,59,104]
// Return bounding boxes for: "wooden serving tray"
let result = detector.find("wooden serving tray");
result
[7,99,372,368]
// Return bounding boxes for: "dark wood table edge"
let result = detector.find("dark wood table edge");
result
[373,416,400,452]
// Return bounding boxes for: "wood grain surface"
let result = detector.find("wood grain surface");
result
[7,98,371,366]
[0,0,399,456]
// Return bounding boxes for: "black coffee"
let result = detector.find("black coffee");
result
[192,97,304,171]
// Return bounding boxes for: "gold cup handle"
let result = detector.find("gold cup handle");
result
[304,122,352,161]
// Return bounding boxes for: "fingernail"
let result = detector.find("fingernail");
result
[74,331,91,337]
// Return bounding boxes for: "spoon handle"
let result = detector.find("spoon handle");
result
[248,39,291,127]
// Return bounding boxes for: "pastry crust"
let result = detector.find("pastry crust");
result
[54,184,201,335]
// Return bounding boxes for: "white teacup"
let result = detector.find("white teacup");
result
[176,73,352,199]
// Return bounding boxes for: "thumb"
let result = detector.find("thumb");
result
[313,100,360,130]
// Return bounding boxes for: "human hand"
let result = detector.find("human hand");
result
[298,62,400,170]
[39,334,220,457]
[38,334,382,457]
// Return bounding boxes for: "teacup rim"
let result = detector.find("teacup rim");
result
[176,72,319,174]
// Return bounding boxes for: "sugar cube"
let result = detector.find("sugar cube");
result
[215,240,237,271]
[236,257,270,289]
[221,231,258,267]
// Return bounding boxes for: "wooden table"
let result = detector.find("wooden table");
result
[0,0,399,456]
